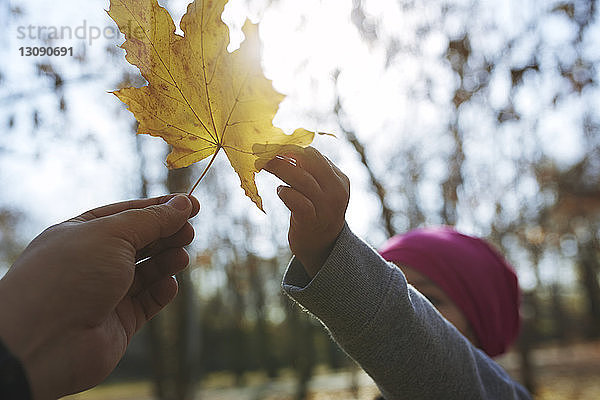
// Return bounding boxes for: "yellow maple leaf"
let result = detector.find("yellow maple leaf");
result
[108,0,315,210]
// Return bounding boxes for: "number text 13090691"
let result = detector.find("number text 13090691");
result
[19,47,73,57]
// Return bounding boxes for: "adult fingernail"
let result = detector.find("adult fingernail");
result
[167,195,191,211]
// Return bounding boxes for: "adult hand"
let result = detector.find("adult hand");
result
[0,194,199,399]
[264,147,350,277]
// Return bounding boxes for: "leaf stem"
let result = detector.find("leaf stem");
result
[188,146,221,196]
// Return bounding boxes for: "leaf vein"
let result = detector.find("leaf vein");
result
[117,0,217,143]
[220,73,250,143]
[200,0,221,145]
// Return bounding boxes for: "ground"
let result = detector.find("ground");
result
[65,341,600,400]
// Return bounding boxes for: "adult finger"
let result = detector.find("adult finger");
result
[130,247,189,297]
[135,222,195,262]
[129,276,178,332]
[133,276,178,329]
[107,195,193,250]
[72,194,200,223]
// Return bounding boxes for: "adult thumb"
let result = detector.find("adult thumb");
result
[108,195,193,250]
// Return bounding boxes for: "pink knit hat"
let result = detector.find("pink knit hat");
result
[378,226,521,357]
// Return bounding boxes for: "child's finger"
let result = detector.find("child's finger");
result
[324,155,350,186]
[265,157,323,201]
[324,156,351,199]
[277,185,317,226]
[279,147,339,190]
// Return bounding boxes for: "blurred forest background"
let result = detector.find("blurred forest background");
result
[1,0,600,399]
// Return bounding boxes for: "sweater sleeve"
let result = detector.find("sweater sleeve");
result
[282,223,531,400]
[0,338,32,400]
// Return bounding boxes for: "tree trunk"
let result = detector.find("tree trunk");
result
[286,301,316,400]
[441,125,464,226]
[248,255,279,378]
[578,239,600,338]
[517,291,537,394]
[550,284,570,343]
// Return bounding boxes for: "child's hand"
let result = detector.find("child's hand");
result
[264,147,350,277]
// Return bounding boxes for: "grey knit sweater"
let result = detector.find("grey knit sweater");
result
[282,223,531,400]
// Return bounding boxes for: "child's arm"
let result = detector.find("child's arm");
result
[264,146,350,278]
[265,148,531,399]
